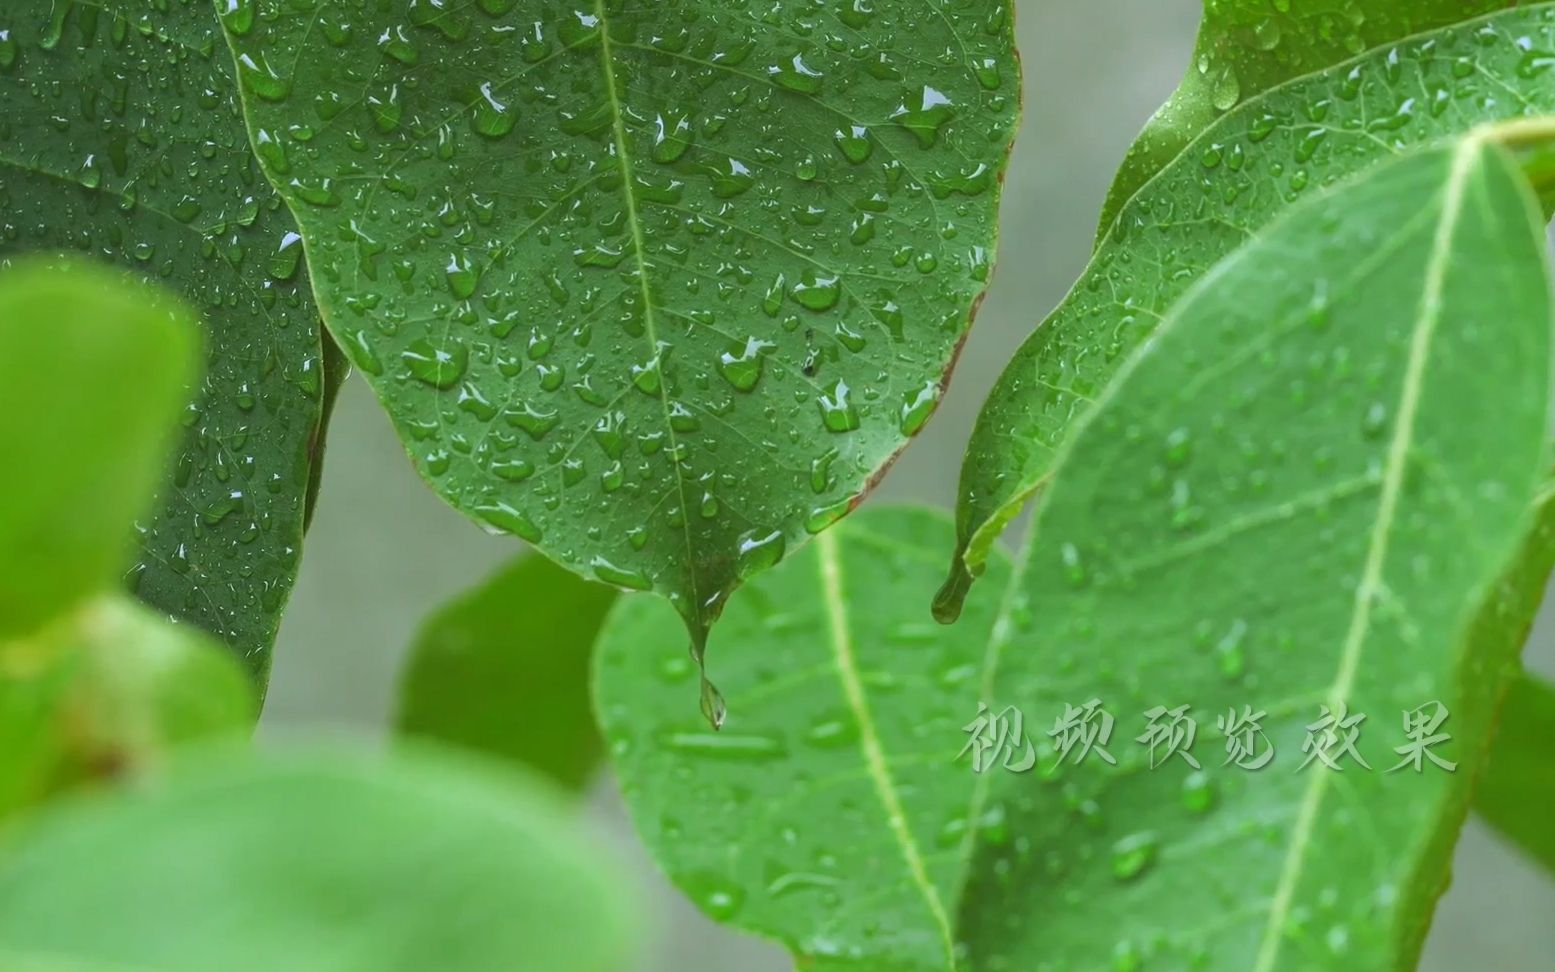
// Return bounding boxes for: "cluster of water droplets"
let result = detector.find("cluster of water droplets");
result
[952,4,1555,620]
[221,0,1017,683]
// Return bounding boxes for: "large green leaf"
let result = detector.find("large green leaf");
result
[1094,0,1514,238]
[0,593,255,821]
[960,137,1554,971]
[397,553,616,793]
[0,745,639,972]
[0,1,327,674]
[1475,672,1555,875]
[596,505,1012,971]
[938,4,1555,619]
[0,259,198,638]
[218,0,1020,705]
[601,134,1555,969]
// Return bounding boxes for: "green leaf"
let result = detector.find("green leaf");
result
[0,2,328,674]
[397,553,616,792]
[1475,672,1555,875]
[219,0,1020,695]
[0,745,639,972]
[0,594,255,820]
[1094,0,1515,238]
[0,955,157,972]
[596,505,1011,971]
[938,5,1555,619]
[602,134,1555,970]
[960,137,1554,971]
[0,259,198,638]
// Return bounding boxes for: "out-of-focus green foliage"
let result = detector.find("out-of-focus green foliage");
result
[0,261,252,821]
[398,554,615,792]
[0,746,640,972]
[0,594,254,820]
[0,4,328,673]
[0,260,198,639]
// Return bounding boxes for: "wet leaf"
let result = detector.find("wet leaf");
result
[397,553,616,793]
[939,5,1555,618]
[219,0,1020,695]
[0,594,255,820]
[596,505,1012,971]
[0,2,328,675]
[960,137,1554,971]
[603,133,1555,969]
[0,745,639,972]
[1475,672,1555,875]
[1095,0,1516,238]
[0,260,198,639]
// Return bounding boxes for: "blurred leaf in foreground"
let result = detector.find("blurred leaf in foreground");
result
[0,595,254,820]
[0,745,639,972]
[0,259,198,639]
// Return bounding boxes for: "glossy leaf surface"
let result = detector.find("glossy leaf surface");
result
[397,553,616,792]
[0,1,327,672]
[1095,0,1514,236]
[960,138,1554,971]
[1475,672,1555,874]
[597,506,1012,971]
[604,136,1555,969]
[0,594,255,820]
[940,5,1555,617]
[0,746,638,972]
[220,0,1019,678]
[0,260,198,638]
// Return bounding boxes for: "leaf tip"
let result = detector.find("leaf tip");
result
[933,554,973,624]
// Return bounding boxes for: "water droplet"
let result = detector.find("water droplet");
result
[791,269,841,311]
[236,52,291,102]
[652,111,694,163]
[735,529,785,578]
[445,253,480,299]
[592,556,651,591]
[1211,64,1240,111]
[893,86,955,146]
[818,379,860,432]
[899,380,939,435]
[718,336,774,392]
[401,338,468,389]
[1110,832,1159,882]
[833,125,873,163]
[769,53,823,94]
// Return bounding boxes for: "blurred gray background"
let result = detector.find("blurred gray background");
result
[260,3,1555,969]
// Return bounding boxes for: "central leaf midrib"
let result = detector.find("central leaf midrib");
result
[1250,140,1480,972]
[816,529,957,967]
[592,0,700,603]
